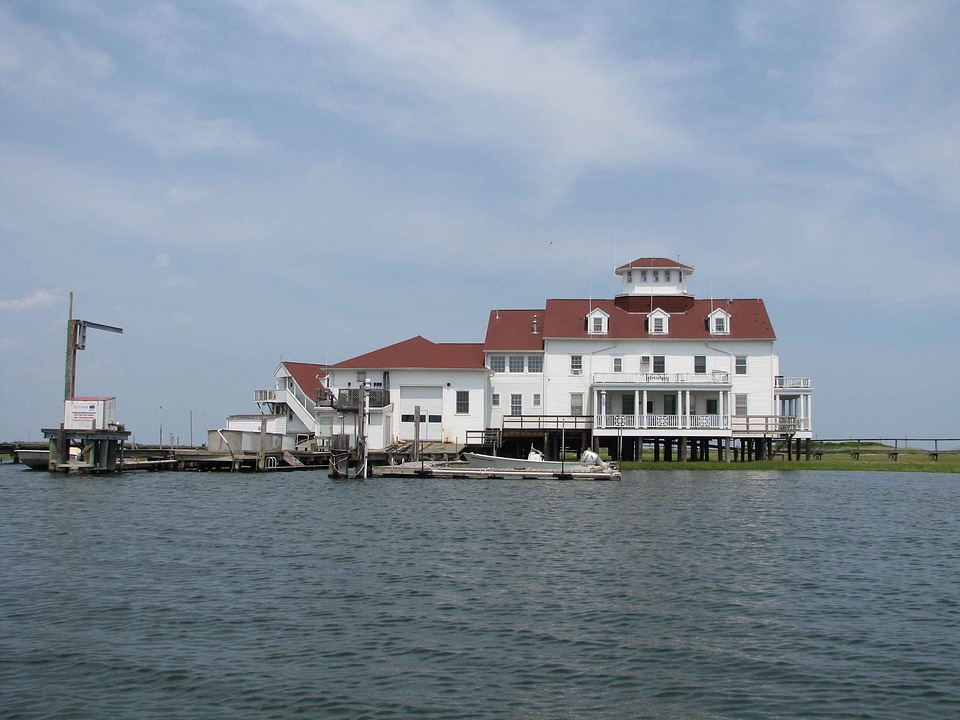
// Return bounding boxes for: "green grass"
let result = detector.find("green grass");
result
[617,443,960,473]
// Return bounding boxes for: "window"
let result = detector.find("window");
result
[570,393,584,416]
[587,310,608,334]
[456,391,469,414]
[622,395,634,415]
[653,317,664,333]
[627,270,632,282]
[356,371,366,383]
[664,270,671,281]
[533,393,541,407]
[653,270,659,281]
[510,394,522,416]
[527,355,543,373]
[715,317,726,333]
[613,357,623,373]
[694,355,706,374]
[509,355,525,373]
[401,413,426,423]
[492,393,500,407]
[706,398,719,415]
[641,270,648,281]
[735,394,748,416]
[735,356,747,375]
[490,356,505,373]
[429,415,441,423]
[571,355,583,375]
[653,356,665,373]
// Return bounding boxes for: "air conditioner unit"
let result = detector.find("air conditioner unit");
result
[571,369,582,376]
[640,355,651,363]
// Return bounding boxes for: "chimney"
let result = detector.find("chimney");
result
[532,315,539,334]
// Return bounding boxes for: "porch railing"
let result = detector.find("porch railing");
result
[501,415,593,431]
[731,415,803,434]
[593,371,730,385]
[595,414,728,430]
[774,376,812,389]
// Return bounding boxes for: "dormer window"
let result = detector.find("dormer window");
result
[587,308,609,335]
[648,309,670,335]
[707,308,731,335]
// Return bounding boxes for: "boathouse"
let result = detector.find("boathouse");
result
[253,257,813,461]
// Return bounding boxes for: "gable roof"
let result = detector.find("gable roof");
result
[331,335,485,370]
[281,362,328,398]
[616,257,693,273]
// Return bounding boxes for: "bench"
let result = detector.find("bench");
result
[814,451,823,460]
[849,451,860,460]
[888,451,898,461]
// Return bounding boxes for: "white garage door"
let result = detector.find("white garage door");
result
[399,386,443,441]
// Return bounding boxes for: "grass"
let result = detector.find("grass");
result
[617,442,960,473]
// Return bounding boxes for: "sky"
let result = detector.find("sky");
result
[1,0,958,444]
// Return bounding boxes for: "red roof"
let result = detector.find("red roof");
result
[332,335,485,369]
[615,257,693,273]
[483,310,546,351]
[282,362,328,398]
[487,298,776,342]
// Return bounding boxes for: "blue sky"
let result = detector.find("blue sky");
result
[2,0,958,444]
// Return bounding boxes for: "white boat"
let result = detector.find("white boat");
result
[461,447,613,473]
[15,446,81,470]
[15,448,51,470]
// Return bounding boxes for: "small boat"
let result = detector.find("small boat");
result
[15,448,51,470]
[461,447,613,473]
[15,446,80,470]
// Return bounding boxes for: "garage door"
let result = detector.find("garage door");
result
[399,386,443,442]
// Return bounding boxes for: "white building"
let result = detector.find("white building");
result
[318,257,813,460]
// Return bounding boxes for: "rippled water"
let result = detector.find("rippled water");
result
[2,465,959,719]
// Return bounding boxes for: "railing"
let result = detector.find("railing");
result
[592,372,730,385]
[775,377,812,389]
[731,415,802,434]
[501,415,594,431]
[596,414,727,430]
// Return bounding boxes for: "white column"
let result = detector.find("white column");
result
[634,389,640,428]
[642,390,648,428]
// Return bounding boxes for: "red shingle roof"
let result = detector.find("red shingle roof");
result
[282,362,328,398]
[483,310,546,351]
[615,257,693,273]
[485,298,775,344]
[332,336,485,369]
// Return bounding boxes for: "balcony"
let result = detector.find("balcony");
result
[775,377,812,390]
[593,371,730,386]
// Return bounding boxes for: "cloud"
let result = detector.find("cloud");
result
[0,5,262,157]
[0,289,59,311]
[234,0,691,193]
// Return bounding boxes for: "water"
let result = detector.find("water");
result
[1,465,958,719]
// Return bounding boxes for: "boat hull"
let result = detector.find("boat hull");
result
[16,449,50,470]
[461,452,607,473]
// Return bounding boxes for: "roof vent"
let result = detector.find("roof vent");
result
[532,315,539,334]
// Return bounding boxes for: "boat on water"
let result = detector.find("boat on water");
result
[15,448,52,470]
[461,447,614,473]
[15,447,80,470]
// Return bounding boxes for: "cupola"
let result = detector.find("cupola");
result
[614,257,695,313]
